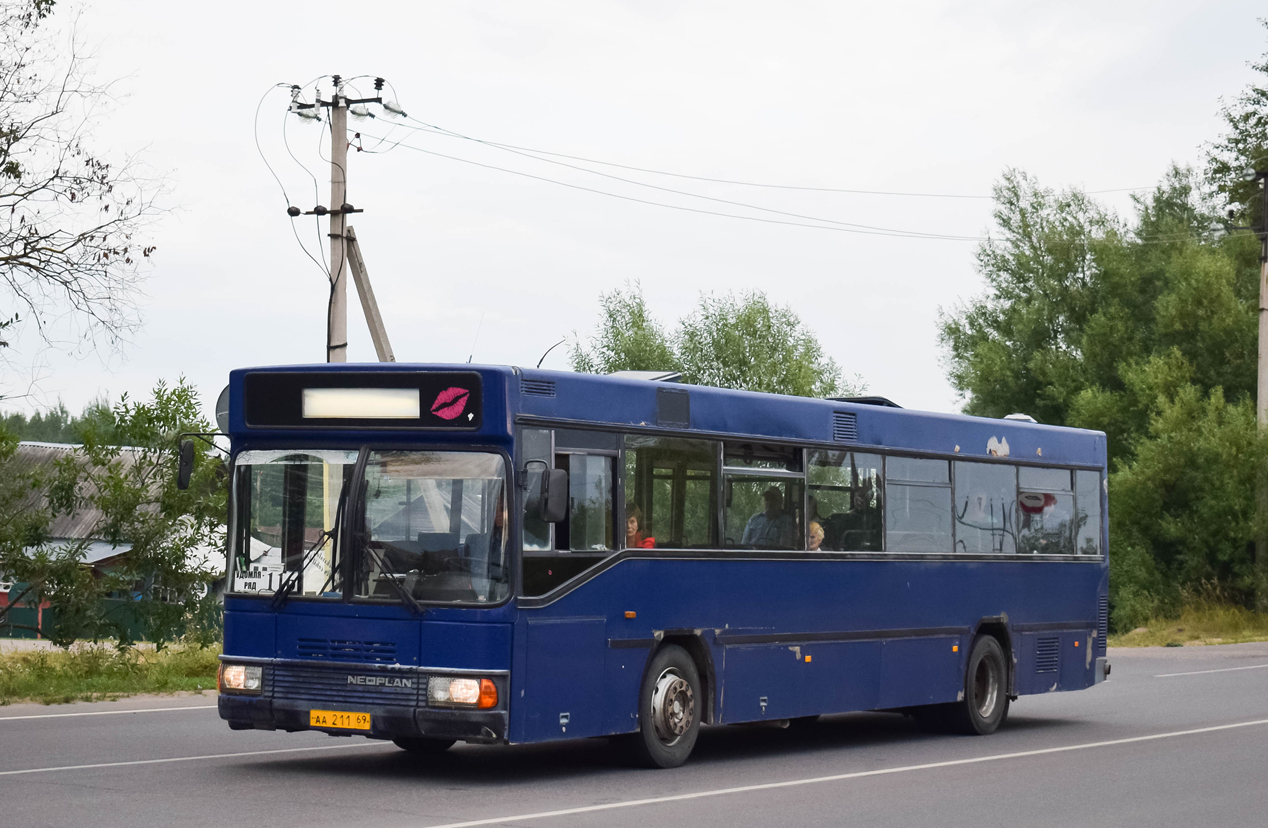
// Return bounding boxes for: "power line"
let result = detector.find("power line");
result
[355,130,985,241]
[402,117,1150,200]
[352,128,1216,246]
[380,120,986,238]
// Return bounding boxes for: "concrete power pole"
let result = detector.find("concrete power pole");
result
[1253,169,1268,611]
[289,75,394,363]
[327,84,349,364]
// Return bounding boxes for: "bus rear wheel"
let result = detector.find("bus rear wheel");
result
[948,635,1009,735]
[392,736,456,755]
[912,635,1009,735]
[632,644,701,769]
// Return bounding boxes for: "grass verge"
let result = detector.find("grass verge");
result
[1109,602,1268,647]
[0,642,220,705]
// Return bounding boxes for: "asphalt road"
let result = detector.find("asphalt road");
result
[2,643,1266,828]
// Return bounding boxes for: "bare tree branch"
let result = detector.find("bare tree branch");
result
[0,1,165,385]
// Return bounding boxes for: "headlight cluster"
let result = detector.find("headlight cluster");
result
[219,663,263,694]
[428,676,497,709]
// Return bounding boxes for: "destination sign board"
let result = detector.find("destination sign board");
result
[243,371,484,430]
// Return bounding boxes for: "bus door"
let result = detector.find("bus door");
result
[516,428,620,742]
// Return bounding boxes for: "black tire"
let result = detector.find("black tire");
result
[944,635,1010,735]
[392,736,457,755]
[631,644,702,769]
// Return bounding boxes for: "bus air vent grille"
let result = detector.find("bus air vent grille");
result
[832,412,858,442]
[296,637,397,663]
[1035,637,1060,673]
[522,379,557,398]
[271,663,422,707]
[1097,596,1109,657]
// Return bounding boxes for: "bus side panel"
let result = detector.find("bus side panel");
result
[508,556,1102,736]
[603,644,650,735]
[878,636,965,709]
[1061,631,1094,690]
[518,616,607,742]
[719,640,881,723]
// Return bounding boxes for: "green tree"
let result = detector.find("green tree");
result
[0,379,225,646]
[677,291,849,398]
[939,164,1265,627]
[568,283,677,375]
[0,398,117,443]
[572,283,862,398]
[1206,19,1268,226]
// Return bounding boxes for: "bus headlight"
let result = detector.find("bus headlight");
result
[219,663,263,694]
[428,677,497,709]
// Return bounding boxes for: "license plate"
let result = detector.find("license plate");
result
[309,709,371,730]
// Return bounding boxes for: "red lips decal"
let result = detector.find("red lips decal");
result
[430,387,471,420]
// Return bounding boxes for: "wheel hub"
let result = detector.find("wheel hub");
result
[650,668,695,745]
[974,657,999,718]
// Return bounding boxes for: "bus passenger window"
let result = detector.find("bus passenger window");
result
[885,457,952,553]
[624,435,718,549]
[562,454,614,552]
[1017,467,1074,555]
[808,450,882,551]
[954,462,1017,554]
[724,477,804,550]
[1075,469,1102,556]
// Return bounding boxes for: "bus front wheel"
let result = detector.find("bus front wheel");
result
[633,644,702,769]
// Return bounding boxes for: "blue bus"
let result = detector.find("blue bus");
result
[210,364,1109,768]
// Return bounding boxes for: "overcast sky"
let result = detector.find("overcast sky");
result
[5,0,1266,420]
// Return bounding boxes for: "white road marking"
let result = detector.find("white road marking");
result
[0,741,390,777]
[1154,663,1268,678]
[420,718,1268,828]
[0,705,218,721]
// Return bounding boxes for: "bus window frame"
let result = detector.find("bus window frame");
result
[510,418,1108,570]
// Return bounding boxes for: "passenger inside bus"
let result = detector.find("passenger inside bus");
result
[807,520,825,551]
[626,503,656,549]
[741,487,796,548]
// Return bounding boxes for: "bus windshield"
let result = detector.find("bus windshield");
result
[229,449,359,598]
[228,449,509,605]
[355,450,509,604]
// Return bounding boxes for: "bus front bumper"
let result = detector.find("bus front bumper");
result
[219,694,508,743]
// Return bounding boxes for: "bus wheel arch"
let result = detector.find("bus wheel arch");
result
[973,618,1015,698]
[655,633,716,725]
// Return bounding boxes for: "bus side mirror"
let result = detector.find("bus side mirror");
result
[540,468,568,523]
[177,439,195,490]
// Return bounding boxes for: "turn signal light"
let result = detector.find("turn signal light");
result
[428,676,499,709]
[478,678,498,709]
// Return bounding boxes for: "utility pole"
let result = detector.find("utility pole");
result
[1255,169,1268,428]
[1252,169,1268,611]
[327,82,349,363]
[289,76,393,363]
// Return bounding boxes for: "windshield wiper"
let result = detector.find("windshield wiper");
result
[361,544,426,614]
[271,489,348,609]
